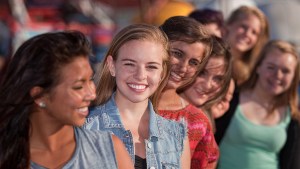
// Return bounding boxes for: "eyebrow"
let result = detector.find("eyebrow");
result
[121,58,161,65]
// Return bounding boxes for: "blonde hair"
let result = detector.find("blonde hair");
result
[241,40,300,119]
[93,24,170,110]
[227,6,270,85]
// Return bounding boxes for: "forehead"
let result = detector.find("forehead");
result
[170,41,206,57]
[205,57,225,69]
[263,48,297,67]
[57,57,91,83]
[117,40,165,62]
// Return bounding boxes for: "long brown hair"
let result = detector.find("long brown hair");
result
[241,40,300,119]
[93,24,170,109]
[177,36,232,109]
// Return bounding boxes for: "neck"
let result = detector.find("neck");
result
[158,88,185,110]
[114,94,149,121]
[246,84,274,109]
[30,111,75,151]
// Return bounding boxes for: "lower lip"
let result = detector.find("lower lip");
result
[78,110,89,117]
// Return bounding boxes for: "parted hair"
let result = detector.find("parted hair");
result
[0,31,92,169]
[93,24,170,109]
[241,40,300,119]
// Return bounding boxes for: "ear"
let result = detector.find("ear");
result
[107,55,116,77]
[30,86,46,107]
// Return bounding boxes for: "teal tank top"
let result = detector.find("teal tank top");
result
[218,105,291,169]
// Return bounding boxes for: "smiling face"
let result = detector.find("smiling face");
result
[167,41,206,89]
[226,14,261,57]
[108,40,164,103]
[256,48,297,96]
[181,57,225,106]
[42,56,96,126]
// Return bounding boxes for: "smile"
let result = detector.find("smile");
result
[128,84,147,90]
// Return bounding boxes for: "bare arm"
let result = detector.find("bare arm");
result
[111,135,134,169]
[181,136,191,169]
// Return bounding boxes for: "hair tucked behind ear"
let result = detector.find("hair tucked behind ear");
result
[0,31,92,169]
[93,24,170,111]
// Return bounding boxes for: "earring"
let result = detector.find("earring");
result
[38,102,46,108]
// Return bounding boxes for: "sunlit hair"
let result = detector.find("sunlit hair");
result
[93,24,170,109]
[227,5,269,84]
[241,40,300,119]
[0,31,92,169]
[177,36,232,108]
[160,16,213,71]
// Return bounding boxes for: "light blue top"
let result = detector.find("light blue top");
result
[31,127,118,169]
[218,105,291,169]
[84,93,186,169]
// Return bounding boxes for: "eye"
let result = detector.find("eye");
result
[189,59,200,67]
[213,76,223,85]
[124,62,134,66]
[73,86,83,90]
[90,76,95,81]
[170,50,183,58]
[267,65,275,70]
[252,30,258,36]
[147,65,159,70]
[282,68,290,74]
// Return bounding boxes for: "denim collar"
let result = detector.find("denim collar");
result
[106,92,163,139]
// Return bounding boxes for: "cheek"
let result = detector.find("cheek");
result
[170,56,179,65]
[150,71,163,85]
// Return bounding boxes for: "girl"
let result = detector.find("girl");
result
[0,31,132,169]
[157,16,220,169]
[216,40,300,169]
[84,24,191,169]
[225,5,269,86]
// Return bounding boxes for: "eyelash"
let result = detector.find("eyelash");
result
[171,50,182,57]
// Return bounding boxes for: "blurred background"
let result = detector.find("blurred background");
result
[1,0,300,73]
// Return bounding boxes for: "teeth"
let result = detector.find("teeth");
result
[171,72,181,81]
[77,107,88,112]
[128,84,146,90]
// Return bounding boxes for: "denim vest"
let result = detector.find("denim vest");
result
[31,127,118,169]
[84,94,186,169]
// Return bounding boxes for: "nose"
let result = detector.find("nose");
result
[203,78,214,91]
[134,66,147,80]
[178,59,189,73]
[275,69,283,79]
[86,83,96,101]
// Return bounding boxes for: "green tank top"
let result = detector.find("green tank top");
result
[218,105,291,169]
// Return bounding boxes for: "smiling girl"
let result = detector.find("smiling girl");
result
[216,40,300,169]
[84,24,191,169]
[0,31,133,169]
[225,6,269,86]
